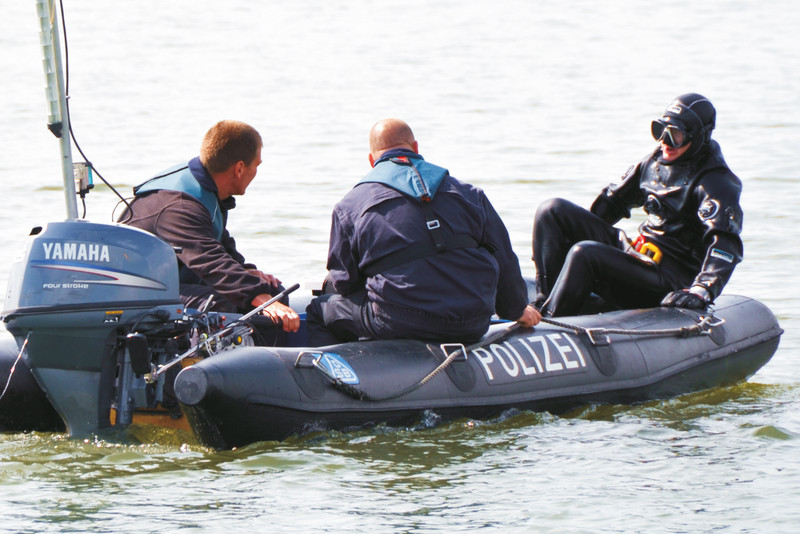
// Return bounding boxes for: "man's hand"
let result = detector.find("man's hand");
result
[248,269,280,288]
[251,294,300,332]
[661,288,708,309]
[516,304,542,328]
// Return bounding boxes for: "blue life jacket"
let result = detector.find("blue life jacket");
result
[355,152,479,276]
[134,161,224,240]
[358,154,448,201]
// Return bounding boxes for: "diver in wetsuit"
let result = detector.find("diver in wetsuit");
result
[531,93,743,317]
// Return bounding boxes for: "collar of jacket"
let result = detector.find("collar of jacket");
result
[361,150,449,201]
[374,148,421,166]
[189,157,236,210]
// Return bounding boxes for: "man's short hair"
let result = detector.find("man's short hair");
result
[200,120,263,174]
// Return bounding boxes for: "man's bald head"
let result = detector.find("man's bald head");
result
[368,118,418,166]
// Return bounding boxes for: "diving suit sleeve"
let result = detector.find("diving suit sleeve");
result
[590,161,646,224]
[691,174,744,300]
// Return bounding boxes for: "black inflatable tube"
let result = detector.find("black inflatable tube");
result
[0,334,64,432]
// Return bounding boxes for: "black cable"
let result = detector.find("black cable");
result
[57,0,132,219]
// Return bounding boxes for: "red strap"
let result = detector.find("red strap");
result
[632,235,646,252]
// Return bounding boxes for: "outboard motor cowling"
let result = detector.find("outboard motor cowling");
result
[2,220,183,435]
[4,220,180,312]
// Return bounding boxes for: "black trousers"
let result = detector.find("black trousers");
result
[305,288,488,347]
[532,198,688,317]
[305,289,376,346]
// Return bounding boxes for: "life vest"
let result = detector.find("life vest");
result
[358,155,448,201]
[357,155,479,276]
[134,162,224,240]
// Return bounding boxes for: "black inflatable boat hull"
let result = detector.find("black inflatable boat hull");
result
[174,295,782,449]
[0,334,64,432]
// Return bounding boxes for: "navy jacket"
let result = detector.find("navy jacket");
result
[327,150,529,334]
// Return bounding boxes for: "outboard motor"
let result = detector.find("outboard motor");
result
[1,220,184,435]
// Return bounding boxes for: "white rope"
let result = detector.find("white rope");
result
[0,332,31,403]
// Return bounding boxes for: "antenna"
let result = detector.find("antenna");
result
[36,0,79,219]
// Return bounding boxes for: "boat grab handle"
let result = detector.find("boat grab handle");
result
[439,343,468,361]
[295,351,323,369]
[698,315,726,334]
[584,328,611,346]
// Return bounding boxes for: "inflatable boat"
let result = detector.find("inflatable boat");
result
[173,293,781,448]
[0,334,64,432]
[0,221,782,448]
[0,5,783,447]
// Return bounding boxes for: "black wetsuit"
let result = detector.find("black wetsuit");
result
[532,140,743,317]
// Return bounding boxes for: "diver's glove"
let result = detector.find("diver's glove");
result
[660,287,710,309]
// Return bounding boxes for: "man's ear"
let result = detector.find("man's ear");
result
[234,160,246,178]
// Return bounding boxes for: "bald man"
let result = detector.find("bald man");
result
[306,119,539,346]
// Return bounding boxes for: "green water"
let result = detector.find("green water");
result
[2,382,797,532]
[2,0,799,531]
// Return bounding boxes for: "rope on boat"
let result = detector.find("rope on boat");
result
[539,314,724,341]
[325,321,521,402]
[0,332,31,403]
[321,313,723,402]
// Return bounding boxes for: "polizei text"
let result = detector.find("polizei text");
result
[471,332,588,384]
